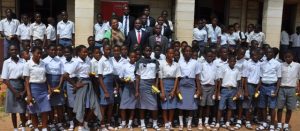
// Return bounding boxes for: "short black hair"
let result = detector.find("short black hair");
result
[32,46,43,53]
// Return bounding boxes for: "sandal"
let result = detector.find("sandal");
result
[245,123,253,130]
[187,125,192,131]
[205,123,211,130]
[153,125,161,131]
[212,123,220,131]
[198,123,203,130]
[283,127,290,131]
[269,126,275,131]
[255,124,268,131]
[141,126,148,131]
[234,123,242,130]
[210,121,216,128]
[178,125,184,131]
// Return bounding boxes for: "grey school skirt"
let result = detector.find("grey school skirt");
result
[47,74,65,106]
[177,78,198,110]
[161,78,177,109]
[28,83,51,114]
[137,79,158,110]
[5,79,26,113]
[120,83,137,109]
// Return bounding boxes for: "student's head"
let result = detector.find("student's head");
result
[64,46,73,60]
[103,44,111,57]
[174,50,180,62]
[211,17,218,26]
[154,44,162,57]
[197,19,204,29]
[96,13,103,23]
[202,18,207,25]
[228,46,236,56]
[61,11,68,21]
[257,48,264,60]
[192,50,199,60]
[272,47,279,58]
[254,25,261,33]
[233,23,240,31]
[123,5,130,15]
[192,40,199,51]
[92,47,101,60]
[113,45,121,58]
[87,36,95,47]
[22,40,31,51]
[121,45,128,57]
[140,14,147,24]
[110,18,119,30]
[262,44,270,52]
[21,14,29,24]
[47,44,57,58]
[31,46,43,61]
[102,38,110,45]
[129,52,137,64]
[204,49,214,63]
[20,50,30,61]
[166,48,175,60]
[34,12,42,23]
[8,44,19,58]
[47,17,55,25]
[284,51,294,64]
[228,25,235,34]
[183,46,192,60]
[236,48,246,60]
[219,47,228,60]
[181,41,188,49]
[135,49,142,60]
[211,47,217,59]
[143,46,152,58]
[250,40,259,49]
[154,24,162,35]
[5,9,13,19]
[296,26,300,33]
[143,7,150,16]
[76,45,88,59]
[56,44,64,57]
[250,49,260,62]
[228,56,237,68]
[134,19,142,30]
[157,16,165,26]
[247,24,254,32]
[161,10,168,19]
[172,41,181,51]
[265,48,274,60]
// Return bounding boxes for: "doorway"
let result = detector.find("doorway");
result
[194,0,227,25]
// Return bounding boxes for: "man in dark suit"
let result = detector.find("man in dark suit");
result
[143,7,155,27]
[126,19,150,51]
[157,16,172,42]
[119,5,135,37]
[149,24,168,54]
[140,14,153,36]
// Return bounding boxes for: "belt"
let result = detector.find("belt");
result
[262,83,276,86]
[60,38,71,41]
[202,84,215,86]
[221,86,236,90]
[280,86,295,88]
[247,83,257,87]
[181,76,194,79]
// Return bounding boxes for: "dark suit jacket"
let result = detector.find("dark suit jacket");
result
[149,35,169,54]
[142,25,153,36]
[119,15,135,32]
[162,25,172,40]
[126,29,150,51]
[148,16,156,27]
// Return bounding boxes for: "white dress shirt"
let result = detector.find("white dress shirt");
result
[281,62,300,87]
[290,33,300,47]
[111,56,128,76]
[57,20,75,39]
[200,61,217,85]
[136,61,158,79]
[247,32,266,46]
[220,65,241,87]
[42,56,64,75]
[207,24,221,43]
[94,23,108,41]
[90,58,100,77]
[119,62,136,81]
[150,52,166,60]
[62,57,76,78]
[30,22,46,40]
[179,59,201,78]
[16,23,31,40]
[193,28,207,42]
[159,60,181,79]
[227,33,239,45]
[0,18,20,36]
[243,59,261,84]
[23,59,47,83]
[46,24,56,41]
[67,57,91,78]
[214,58,228,79]
[280,30,289,46]
[1,58,25,79]
[220,33,228,45]
[260,58,282,84]
[97,56,114,76]
[234,31,246,40]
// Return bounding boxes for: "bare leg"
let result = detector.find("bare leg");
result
[11,113,17,128]
[285,109,292,124]
[20,113,26,127]
[41,112,48,128]
[277,109,283,124]
[31,114,39,128]
[162,110,168,124]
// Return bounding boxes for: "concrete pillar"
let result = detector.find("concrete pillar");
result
[262,0,284,48]
[75,0,94,46]
[174,0,195,43]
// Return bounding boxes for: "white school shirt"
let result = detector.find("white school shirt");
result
[220,65,241,87]
[214,58,228,79]
[16,23,31,40]
[199,61,217,85]
[245,31,254,38]
[244,59,261,84]
[150,52,166,60]
[42,56,64,75]
[57,20,75,39]
[234,31,246,40]
[245,50,250,59]
[235,58,246,74]
[46,24,56,41]
[220,33,228,45]
[260,58,282,84]
[281,62,300,87]
[207,24,221,43]
[0,18,20,36]
[111,56,128,76]
[67,57,91,78]
[97,56,114,76]
[90,58,100,77]
[1,57,26,79]
[280,30,289,46]
[62,57,76,78]
[178,59,201,78]
[30,22,46,40]
[227,33,239,45]
[158,60,181,78]
[290,33,300,47]
[136,59,158,79]
[23,59,47,83]
[94,23,108,41]
[193,28,207,42]
[247,32,265,46]
[119,62,136,81]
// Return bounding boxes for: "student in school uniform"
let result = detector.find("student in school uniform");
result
[56,44,65,61]
[215,56,241,131]
[246,25,266,47]
[177,46,201,131]
[23,46,51,131]
[46,17,56,45]
[1,44,26,131]
[30,12,46,48]
[94,13,108,48]
[290,26,300,62]
[118,52,137,130]
[121,45,129,61]
[207,17,221,48]
[197,49,218,131]
[245,24,254,41]
[193,19,207,54]
[16,14,31,51]
[220,25,229,48]
[42,44,65,130]
[276,51,300,131]
[135,46,160,131]
[227,25,240,48]
[150,44,166,60]
[57,11,75,47]
[256,48,281,131]
[242,49,261,129]
[64,45,101,131]
[233,23,246,43]
[97,44,115,130]
[158,48,181,130]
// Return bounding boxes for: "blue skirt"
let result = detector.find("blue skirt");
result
[120,83,137,109]
[177,78,198,110]
[65,81,75,108]
[47,74,65,106]
[137,79,158,110]
[99,74,114,105]
[5,79,26,113]
[161,79,177,109]
[28,83,51,114]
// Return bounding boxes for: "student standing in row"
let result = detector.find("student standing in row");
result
[46,17,56,45]
[16,14,30,51]
[94,13,108,48]
[207,17,221,48]
[30,12,46,48]
[57,11,75,47]
[193,19,207,54]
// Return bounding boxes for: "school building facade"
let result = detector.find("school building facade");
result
[1,0,300,48]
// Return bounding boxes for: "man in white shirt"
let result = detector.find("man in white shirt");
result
[0,9,20,58]
[57,11,75,47]
[94,13,107,47]
[246,25,266,46]
[290,26,300,62]
[280,28,290,59]
[16,14,31,51]
[30,12,46,48]
[193,19,207,54]
[46,17,56,45]
[207,17,221,48]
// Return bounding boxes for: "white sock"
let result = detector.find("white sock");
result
[70,120,74,126]
[140,119,145,127]
[21,127,26,131]
[270,125,275,129]
[237,120,242,124]
[187,116,193,126]
[263,122,268,127]
[220,117,224,122]
[121,121,126,125]
[34,128,39,131]
[57,123,62,127]
[179,116,183,126]
[277,123,282,128]
[198,118,202,124]
[212,117,216,122]
[13,128,18,131]
[165,122,169,128]
[153,119,158,126]
[204,117,209,124]
[84,121,88,128]
[128,119,133,126]
[226,121,230,126]
[246,121,251,124]
[230,117,234,122]
[284,123,289,128]
[42,128,47,131]
[168,121,172,126]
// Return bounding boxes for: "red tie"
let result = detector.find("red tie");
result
[137,30,141,44]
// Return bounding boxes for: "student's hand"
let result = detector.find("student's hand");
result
[15,91,22,99]
[160,93,166,101]
[169,90,176,99]
[104,91,110,98]
[135,92,139,98]
[48,88,53,95]
[244,91,249,99]
[26,95,33,104]
[75,82,85,89]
